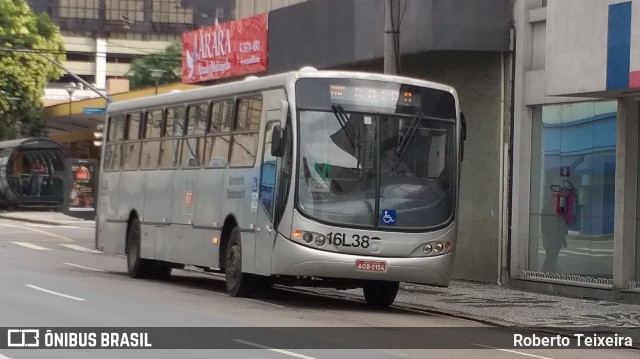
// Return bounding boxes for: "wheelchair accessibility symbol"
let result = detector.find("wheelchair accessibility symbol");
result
[381,209,396,225]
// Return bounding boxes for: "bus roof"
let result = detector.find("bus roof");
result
[107,68,457,114]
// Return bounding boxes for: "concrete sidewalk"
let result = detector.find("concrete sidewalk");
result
[0,210,94,227]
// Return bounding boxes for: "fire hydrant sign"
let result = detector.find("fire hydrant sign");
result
[182,14,268,83]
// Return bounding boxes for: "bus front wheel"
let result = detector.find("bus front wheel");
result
[224,227,255,297]
[363,280,399,307]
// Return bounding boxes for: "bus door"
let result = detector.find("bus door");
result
[255,117,281,275]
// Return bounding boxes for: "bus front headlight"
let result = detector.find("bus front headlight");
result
[315,235,326,246]
[303,232,314,243]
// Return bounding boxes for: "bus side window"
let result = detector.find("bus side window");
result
[122,112,142,170]
[104,114,125,171]
[229,96,262,167]
[159,107,183,169]
[181,102,208,168]
[140,109,162,170]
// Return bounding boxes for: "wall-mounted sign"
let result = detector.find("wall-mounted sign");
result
[83,107,106,115]
[182,14,268,83]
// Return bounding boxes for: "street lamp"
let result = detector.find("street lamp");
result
[150,69,165,95]
[7,96,19,123]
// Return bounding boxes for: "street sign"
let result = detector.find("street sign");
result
[83,107,106,114]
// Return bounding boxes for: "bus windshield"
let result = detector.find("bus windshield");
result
[297,109,455,229]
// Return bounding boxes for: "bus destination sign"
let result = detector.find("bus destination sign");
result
[330,85,419,108]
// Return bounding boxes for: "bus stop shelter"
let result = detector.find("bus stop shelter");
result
[0,138,69,208]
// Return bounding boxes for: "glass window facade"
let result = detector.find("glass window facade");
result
[152,0,193,24]
[529,101,617,279]
[59,0,100,19]
[106,0,145,22]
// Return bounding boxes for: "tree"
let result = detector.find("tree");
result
[126,42,182,90]
[0,0,66,140]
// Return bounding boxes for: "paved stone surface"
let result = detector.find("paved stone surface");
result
[393,281,640,328]
[311,280,640,347]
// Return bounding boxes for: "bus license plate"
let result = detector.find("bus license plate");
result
[355,260,387,272]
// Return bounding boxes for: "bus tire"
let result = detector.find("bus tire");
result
[363,280,399,307]
[126,217,155,279]
[224,227,255,297]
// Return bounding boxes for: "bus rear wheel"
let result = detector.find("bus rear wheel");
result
[127,217,155,278]
[363,280,399,307]
[224,227,255,297]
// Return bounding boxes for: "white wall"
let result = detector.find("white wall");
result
[545,0,635,96]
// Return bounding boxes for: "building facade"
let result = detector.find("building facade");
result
[512,0,639,301]
[26,0,235,92]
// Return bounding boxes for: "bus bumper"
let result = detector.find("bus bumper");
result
[271,235,455,286]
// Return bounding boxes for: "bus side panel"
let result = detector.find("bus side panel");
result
[142,170,175,259]
[187,228,222,268]
[149,224,181,263]
[96,172,126,254]
[193,168,224,229]
[189,167,225,268]
[222,167,259,274]
[97,221,127,254]
[117,171,145,226]
[172,170,196,225]
[102,172,120,223]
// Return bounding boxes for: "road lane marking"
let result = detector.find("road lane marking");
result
[0,353,13,359]
[12,225,73,242]
[60,244,102,253]
[241,297,285,308]
[471,343,553,359]
[233,339,317,359]
[26,224,91,229]
[26,284,85,301]
[11,242,51,251]
[63,262,106,272]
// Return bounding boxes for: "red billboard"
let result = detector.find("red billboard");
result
[181,14,268,83]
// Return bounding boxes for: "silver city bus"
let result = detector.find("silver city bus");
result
[96,68,465,307]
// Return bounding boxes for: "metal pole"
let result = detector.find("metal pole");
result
[68,96,72,136]
[0,48,111,104]
[384,0,398,75]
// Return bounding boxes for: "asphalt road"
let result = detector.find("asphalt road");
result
[0,218,637,359]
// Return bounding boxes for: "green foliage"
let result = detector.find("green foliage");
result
[0,0,66,140]
[126,42,182,90]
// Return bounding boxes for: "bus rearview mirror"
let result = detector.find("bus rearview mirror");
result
[271,125,286,157]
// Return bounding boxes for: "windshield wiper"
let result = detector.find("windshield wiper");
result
[331,105,360,149]
[392,111,423,172]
